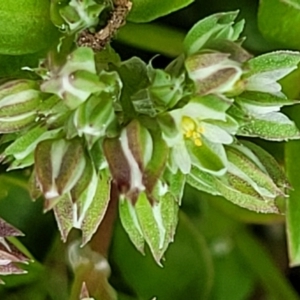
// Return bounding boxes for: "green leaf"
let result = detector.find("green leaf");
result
[128,0,194,23]
[117,23,185,57]
[285,138,300,266]
[238,112,300,141]
[0,0,60,55]
[0,53,42,79]
[183,11,243,55]
[235,230,299,300]
[258,0,300,49]
[208,242,255,300]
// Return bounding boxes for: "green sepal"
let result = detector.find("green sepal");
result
[238,112,300,141]
[187,137,227,176]
[226,144,283,199]
[4,127,63,162]
[81,170,111,245]
[243,51,300,78]
[70,157,94,202]
[28,169,42,201]
[187,165,220,196]
[158,192,179,256]
[34,138,86,199]
[214,177,280,213]
[4,126,47,159]
[163,168,186,204]
[55,139,86,195]
[241,140,290,189]
[41,47,101,110]
[135,192,164,264]
[0,112,36,134]
[0,80,42,117]
[53,193,74,242]
[206,39,252,63]
[190,94,232,120]
[237,91,298,110]
[119,197,145,254]
[183,11,244,55]
[148,68,185,110]
[59,0,106,33]
[144,129,169,193]
[73,92,115,146]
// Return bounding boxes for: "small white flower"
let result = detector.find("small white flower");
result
[162,100,232,175]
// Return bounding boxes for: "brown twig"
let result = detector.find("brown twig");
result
[77,0,132,51]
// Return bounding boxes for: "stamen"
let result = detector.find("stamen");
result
[181,116,204,147]
[194,138,202,146]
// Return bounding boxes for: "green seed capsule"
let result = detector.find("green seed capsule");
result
[0,0,60,55]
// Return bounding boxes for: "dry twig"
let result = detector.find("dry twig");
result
[77,0,132,51]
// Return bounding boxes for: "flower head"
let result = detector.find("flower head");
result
[161,95,237,175]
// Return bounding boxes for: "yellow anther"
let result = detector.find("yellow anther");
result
[181,116,204,147]
[194,138,202,146]
[185,130,193,138]
[197,127,204,133]
[192,131,199,139]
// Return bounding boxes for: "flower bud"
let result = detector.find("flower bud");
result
[73,92,116,147]
[0,80,42,133]
[41,48,105,109]
[34,138,86,201]
[103,120,153,201]
[185,51,242,95]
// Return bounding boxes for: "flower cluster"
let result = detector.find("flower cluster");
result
[0,10,300,263]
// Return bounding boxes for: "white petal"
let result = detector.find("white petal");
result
[202,122,233,144]
[171,142,191,174]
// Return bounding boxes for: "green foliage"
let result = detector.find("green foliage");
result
[0,0,60,55]
[128,0,194,23]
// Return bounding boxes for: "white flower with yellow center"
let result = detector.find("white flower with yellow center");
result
[162,96,236,176]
